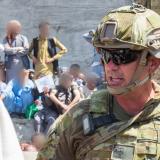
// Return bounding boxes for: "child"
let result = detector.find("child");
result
[20,133,46,152]
[34,73,81,134]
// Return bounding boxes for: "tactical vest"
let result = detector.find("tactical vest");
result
[32,37,59,74]
[77,90,160,160]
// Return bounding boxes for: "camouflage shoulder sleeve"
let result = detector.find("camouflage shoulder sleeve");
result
[36,99,90,160]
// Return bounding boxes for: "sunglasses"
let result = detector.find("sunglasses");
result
[98,48,142,65]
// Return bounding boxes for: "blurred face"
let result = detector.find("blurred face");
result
[32,135,46,151]
[70,68,80,78]
[19,69,29,81]
[62,78,72,89]
[10,21,21,36]
[12,24,21,35]
[86,78,96,90]
[39,24,49,37]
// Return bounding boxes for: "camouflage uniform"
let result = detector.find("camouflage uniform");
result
[37,83,160,160]
[37,4,160,160]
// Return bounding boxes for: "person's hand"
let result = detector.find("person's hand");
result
[43,86,50,97]
[20,143,29,151]
[17,47,25,52]
[34,99,42,106]
[45,57,55,64]
[0,95,3,100]
[62,104,68,112]
[32,56,38,64]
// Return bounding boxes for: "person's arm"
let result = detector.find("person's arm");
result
[18,35,29,55]
[46,37,67,64]
[53,37,67,59]
[28,41,38,64]
[22,36,29,49]
[4,46,23,55]
[3,36,29,55]
[68,88,81,109]
[28,41,33,58]
[49,91,68,111]
[0,80,13,100]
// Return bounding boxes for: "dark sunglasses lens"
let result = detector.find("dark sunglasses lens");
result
[101,49,139,65]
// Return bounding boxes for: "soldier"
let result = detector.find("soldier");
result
[37,4,160,160]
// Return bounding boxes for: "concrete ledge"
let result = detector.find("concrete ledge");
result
[12,118,35,142]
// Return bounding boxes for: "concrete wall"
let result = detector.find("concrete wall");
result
[0,0,132,69]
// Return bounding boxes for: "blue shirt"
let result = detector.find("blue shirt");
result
[2,78,34,113]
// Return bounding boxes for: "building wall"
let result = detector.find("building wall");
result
[0,0,132,69]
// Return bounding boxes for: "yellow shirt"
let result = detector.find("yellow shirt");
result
[29,37,67,78]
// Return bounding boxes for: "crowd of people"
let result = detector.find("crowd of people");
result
[0,19,105,151]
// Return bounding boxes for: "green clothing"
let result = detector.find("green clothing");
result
[37,82,160,160]
[113,98,132,121]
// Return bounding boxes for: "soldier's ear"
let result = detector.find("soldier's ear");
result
[147,56,160,74]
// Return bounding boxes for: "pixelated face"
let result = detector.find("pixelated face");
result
[18,69,29,80]
[32,135,46,151]
[62,78,72,89]
[39,24,49,37]
[86,78,96,90]
[70,68,80,78]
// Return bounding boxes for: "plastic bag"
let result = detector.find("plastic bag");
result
[25,103,38,119]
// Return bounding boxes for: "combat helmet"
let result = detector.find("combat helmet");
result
[93,3,160,94]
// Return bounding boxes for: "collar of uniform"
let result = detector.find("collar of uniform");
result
[89,89,109,114]
[144,81,160,107]
[152,81,160,99]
